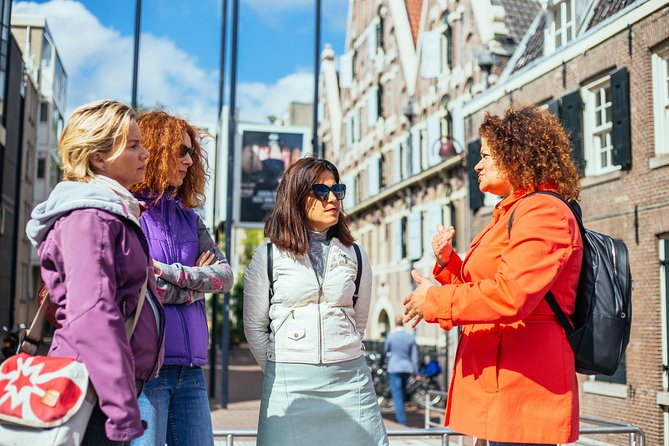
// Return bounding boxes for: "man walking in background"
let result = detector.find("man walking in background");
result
[383,315,418,425]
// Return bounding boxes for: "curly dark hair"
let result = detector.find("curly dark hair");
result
[265,156,354,255]
[132,110,210,208]
[479,105,580,201]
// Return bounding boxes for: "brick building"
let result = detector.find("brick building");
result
[318,0,540,380]
[460,0,669,444]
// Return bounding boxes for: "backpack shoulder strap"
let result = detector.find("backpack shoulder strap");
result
[266,242,273,334]
[544,292,575,334]
[352,243,362,307]
[267,242,274,300]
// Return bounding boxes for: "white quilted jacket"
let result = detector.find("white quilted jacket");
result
[243,238,372,371]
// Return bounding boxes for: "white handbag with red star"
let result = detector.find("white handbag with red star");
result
[0,353,95,445]
[0,279,145,446]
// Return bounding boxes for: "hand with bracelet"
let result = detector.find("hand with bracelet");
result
[431,224,456,266]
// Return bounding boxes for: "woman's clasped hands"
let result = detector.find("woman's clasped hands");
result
[403,225,455,328]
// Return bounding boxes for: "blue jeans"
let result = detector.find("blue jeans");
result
[389,372,410,425]
[131,365,213,446]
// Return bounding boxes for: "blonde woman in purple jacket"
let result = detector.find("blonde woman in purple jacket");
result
[26,100,165,445]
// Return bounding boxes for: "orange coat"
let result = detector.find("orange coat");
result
[424,188,583,444]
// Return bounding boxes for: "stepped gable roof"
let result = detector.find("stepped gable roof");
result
[588,0,638,28]
[405,0,423,45]
[514,13,545,71]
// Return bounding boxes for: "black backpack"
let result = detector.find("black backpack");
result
[266,242,363,305]
[508,190,632,375]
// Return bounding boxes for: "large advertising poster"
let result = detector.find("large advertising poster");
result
[235,124,310,227]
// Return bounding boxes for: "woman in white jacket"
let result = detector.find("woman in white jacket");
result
[244,157,389,446]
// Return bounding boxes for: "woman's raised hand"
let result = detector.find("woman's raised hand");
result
[431,224,455,267]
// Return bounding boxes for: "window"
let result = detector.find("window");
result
[546,0,575,53]
[401,217,408,260]
[377,82,384,119]
[24,141,33,181]
[400,141,410,180]
[40,101,48,122]
[410,128,422,175]
[353,107,361,143]
[378,153,386,189]
[583,77,618,176]
[441,14,453,72]
[661,237,669,389]
[652,47,669,155]
[41,35,53,69]
[37,156,46,179]
[377,14,385,52]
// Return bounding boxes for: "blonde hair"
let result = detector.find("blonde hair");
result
[58,100,136,182]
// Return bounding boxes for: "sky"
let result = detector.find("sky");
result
[12,0,349,130]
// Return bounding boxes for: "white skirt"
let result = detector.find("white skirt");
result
[258,355,389,446]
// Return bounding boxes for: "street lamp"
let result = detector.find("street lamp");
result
[436,135,463,159]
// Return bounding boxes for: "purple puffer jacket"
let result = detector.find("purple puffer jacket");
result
[139,194,209,366]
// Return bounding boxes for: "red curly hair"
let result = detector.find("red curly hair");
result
[479,105,580,201]
[132,111,210,208]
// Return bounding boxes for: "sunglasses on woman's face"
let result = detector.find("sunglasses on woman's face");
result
[179,145,195,158]
[311,183,346,201]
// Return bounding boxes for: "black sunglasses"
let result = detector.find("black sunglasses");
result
[311,183,346,201]
[179,144,195,158]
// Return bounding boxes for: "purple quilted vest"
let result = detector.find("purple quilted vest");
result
[139,193,209,366]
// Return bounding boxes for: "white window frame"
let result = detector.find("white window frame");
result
[582,76,620,176]
[652,47,669,156]
[545,0,575,54]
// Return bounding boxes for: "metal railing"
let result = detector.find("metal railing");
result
[213,427,467,445]
[214,422,645,446]
[423,389,646,446]
[211,390,646,445]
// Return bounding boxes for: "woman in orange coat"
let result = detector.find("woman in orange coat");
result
[403,106,583,445]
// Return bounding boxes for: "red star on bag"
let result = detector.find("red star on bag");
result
[0,353,87,426]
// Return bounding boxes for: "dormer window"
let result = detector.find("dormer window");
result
[546,0,575,53]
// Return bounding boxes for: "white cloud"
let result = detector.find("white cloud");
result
[238,71,314,124]
[244,0,349,32]
[13,0,315,131]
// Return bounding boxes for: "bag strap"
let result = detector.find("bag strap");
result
[267,242,273,333]
[125,277,147,339]
[352,243,362,307]
[506,190,580,334]
[19,294,50,355]
[265,241,362,307]
[20,276,148,355]
[267,242,274,300]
